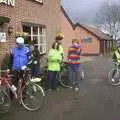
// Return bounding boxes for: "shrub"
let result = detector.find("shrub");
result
[1,54,10,70]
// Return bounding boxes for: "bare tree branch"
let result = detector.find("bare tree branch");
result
[96,2,120,40]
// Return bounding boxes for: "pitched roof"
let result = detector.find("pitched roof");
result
[75,23,111,40]
[61,6,111,40]
[61,6,75,29]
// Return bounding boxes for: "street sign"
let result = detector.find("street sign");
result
[0,32,6,42]
[0,0,15,7]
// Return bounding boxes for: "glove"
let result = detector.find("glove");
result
[34,61,38,64]
[7,69,11,73]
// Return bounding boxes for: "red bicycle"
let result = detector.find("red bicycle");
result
[0,67,45,113]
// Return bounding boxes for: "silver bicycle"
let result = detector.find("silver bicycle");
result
[108,62,120,86]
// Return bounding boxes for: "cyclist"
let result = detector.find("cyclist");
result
[67,39,82,91]
[8,37,29,87]
[47,42,62,91]
[112,44,120,82]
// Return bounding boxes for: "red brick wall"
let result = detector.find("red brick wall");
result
[0,0,61,66]
[60,10,74,60]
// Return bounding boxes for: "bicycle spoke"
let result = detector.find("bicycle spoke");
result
[108,69,120,86]
[0,88,11,113]
[21,82,45,111]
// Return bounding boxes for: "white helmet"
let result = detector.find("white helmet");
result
[16,37,24,44]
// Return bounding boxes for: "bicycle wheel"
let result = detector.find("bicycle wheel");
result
[0,87,11,114]
[80,69,85,81]
[108,69,120,86]
[58,68,73,88]
[21,82,45,111]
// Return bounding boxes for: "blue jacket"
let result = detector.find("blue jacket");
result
[11,46,29,70]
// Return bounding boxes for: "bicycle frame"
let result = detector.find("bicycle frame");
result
[112,63,120,73]
[0,68,45,112]
[0,71,24,100]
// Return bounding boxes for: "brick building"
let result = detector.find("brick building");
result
[61,7,112,57]
[60,6,75,59]
[0,0,61,65]
[74,24,112,56]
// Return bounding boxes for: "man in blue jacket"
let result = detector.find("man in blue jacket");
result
[8,37,29,86]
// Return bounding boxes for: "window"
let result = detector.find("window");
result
[82,36,92,43]
[23,25,47,54]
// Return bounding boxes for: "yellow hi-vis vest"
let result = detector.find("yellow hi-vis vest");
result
[115,50,120,63]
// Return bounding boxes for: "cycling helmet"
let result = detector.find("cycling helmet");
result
[16,37,24,44]
[55,32,64,40]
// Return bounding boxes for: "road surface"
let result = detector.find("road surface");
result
[1,57,120,120]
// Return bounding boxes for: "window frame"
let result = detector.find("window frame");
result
[82,36,92,43]
[22,24,47,54]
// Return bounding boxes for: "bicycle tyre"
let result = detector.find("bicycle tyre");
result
[21,82,45,111]
[80,70,85,81]
[0,87,11,114]
[58,69,73,88]
[58,67,85,88]
[108,69,120,86]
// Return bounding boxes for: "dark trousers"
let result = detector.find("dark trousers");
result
[10,71,22,100]
[68,65,80,88]
[47,71,57,90]
[11,71,20,87]
[32,64,40,77]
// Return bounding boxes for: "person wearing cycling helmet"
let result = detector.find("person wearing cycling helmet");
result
[112,45,120,63]
[112,43,120,82]
[8,37,29,87]
[55,32,64,60]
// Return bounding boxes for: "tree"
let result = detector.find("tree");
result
[96,2,120,41]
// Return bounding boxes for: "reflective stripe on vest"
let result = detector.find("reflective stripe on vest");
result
[115,51,120,63]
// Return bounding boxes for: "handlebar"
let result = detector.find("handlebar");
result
[112,62,120,66]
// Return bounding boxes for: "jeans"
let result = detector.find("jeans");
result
[47,71,57,90]
[68,65,80,87]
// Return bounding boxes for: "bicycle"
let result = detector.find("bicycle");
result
[41,62,85,89]
[0,66,45,113]
[108,62,120,86]
[57,62,85,88]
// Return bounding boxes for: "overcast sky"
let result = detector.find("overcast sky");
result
[61,0,120,24]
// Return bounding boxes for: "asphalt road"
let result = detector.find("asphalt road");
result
[1,56,120,120]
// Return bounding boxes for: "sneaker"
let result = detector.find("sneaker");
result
[74,87,79,91]
[112,78,115,82]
